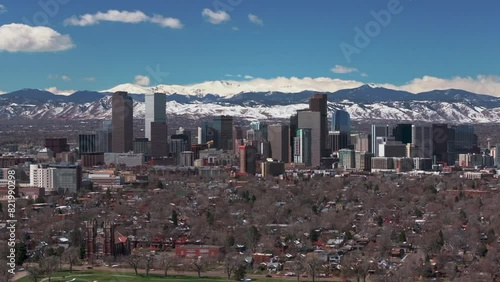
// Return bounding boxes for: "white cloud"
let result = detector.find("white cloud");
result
[224,74,253,79]
[134,75,150,86]
[45,87,76,96]
[360,73,368,77]
[0,4,6,14]
[0,90,6,95]
[83,77,96,82]
[202,9,230,24]
[232,26,239,31]
[149,14,183,29]
[108,75,500,98]
[0,24,74,52]
[248,14,263,26]
[380,75,500,96]
[64,10,183,29]
[331,65,359,74]
[49,74,71,81]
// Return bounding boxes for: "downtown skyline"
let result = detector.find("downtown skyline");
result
[0,0,499,96]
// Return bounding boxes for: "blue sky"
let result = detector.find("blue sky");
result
[0,0,499,94]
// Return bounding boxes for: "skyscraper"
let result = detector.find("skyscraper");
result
[309,94,328,157]
[232,126,243,151]
[432,124,448,163]
[297,111,321,166]
[453,125,477,153]
[332,110,351,132]
[268,124,290,163]
[112,91,133,153]
[339,149,355,169]
[212,115,233,150]
[79,134,97,154]
[411,125,433,158]
[294,128,312,165]
[96,121,112,153]
[150,122,168,158]
[393,124,412,144]
[371,125,390,157]
[289,114,298,161]
[239,145,257,175]
[145,93,167,140]
[331,110,351,150]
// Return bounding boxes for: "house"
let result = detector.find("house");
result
[390,248,405,258]
[252,253,273,264]
[175,245,223,258]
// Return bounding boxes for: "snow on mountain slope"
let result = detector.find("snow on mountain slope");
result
[102,77,366,98]
[103,83,153,95]
[2,95,500,123]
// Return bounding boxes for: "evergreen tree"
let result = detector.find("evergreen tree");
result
[15,242,28,265]
[172,210,178,227]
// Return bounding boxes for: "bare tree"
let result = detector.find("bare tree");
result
[341,251,372,282]
[39,256,59,282]
[189,256,208,278]
[223,253,241,280]
[25,265,42,282]
[305,254,324,282]
[62,247,80,273]
[159,253,177,277]
[143,254,155,277]
[292,255,306,282]
[127,253,142,276]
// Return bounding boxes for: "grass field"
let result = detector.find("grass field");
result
[16,270,302,282]
[18,270,228,282]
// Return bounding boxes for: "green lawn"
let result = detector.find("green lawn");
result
[17,270,299,282]
[18,270,228,282]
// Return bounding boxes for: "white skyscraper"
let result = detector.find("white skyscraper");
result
[145,93,167,140]
[371,124,390,157]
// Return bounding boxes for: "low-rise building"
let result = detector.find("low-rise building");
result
[104,153,144,167]
[175,245,223,258]
[261,159,285,177]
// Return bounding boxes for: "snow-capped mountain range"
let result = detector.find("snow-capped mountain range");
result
[1,83,500,123]
[102,78,369,98]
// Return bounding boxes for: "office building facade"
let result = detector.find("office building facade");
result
[150,122,168,158]
[112,91,133,153]
[297,111,322,167]
[145,93,167,140]
[294,128,312,166]
[212,116,233,150]
[392,124,412,144]
[45,138,69,154]
[268,124,290,163]
[371,125,390,157]
[411,125,433,158]
[239,145,257,175]
[309,94,328,157]
[432,124,449,163]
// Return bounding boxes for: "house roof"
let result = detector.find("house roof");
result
[115,231,127,243]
